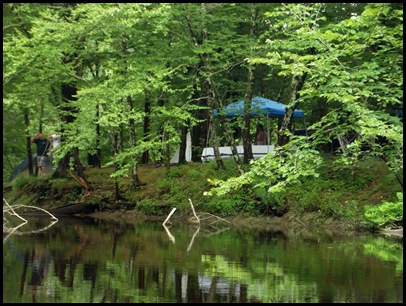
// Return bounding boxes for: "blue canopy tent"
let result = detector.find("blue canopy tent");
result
[213,96,305,118]
[206,96,306,153]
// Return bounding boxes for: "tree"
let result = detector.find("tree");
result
[3,3,55,179]
[4,3,402,205]
[206,3,403,196]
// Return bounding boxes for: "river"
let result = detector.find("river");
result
[3,215,403,303]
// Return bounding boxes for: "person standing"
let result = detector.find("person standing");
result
[31,132,51,176]
[255,124,267,145]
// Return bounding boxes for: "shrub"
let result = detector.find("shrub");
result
[205,193,245,216]
[252,188,286,215]
[137,199,168,216]
[165,166,184,179]
[363,192,403,228]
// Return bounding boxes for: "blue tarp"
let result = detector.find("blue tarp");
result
[8,153,54,182]
[8,154,36,182]
[213,96,305,118]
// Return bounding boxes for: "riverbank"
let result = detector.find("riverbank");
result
[84,209,402,238]
[86,208,360,237]
[3,156,403,236]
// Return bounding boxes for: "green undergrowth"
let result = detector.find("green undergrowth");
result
[3,155,402,230]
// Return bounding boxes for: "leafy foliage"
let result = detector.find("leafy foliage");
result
[205,137,323,196]
[206,3,402,201]
[363,192,403,228]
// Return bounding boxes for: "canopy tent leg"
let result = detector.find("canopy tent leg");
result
[201,120,211,162]
[266,114,270,153]
[205,122,211,149]
[303,118,308,136]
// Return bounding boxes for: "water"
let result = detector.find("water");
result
[3,215,403,303]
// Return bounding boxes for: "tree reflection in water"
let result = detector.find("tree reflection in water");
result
[3,217,403,303]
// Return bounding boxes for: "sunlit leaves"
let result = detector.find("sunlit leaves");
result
[364,192,403,227]
[205,138,324,197]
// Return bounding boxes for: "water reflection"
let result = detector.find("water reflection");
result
[3,216,403,303]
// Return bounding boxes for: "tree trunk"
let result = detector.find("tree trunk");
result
[178,124,188,164]
[71,147,90,190]
[24,110,34,176]
[50,13,90,189]
[87,103,102,168]
[51,83,90,190]
[52,151,71,179]
[87,57,102,168]
[277,73,307,146]
[191,96,207,162]
[208,105,225,170]
[128,95,142,189]
[205,78,225,170]
[184,4,224,169]
[38,101,44,134]
[95,103,102,167]
[242,70,254,164]
[165,130,171,171]
[111,125,124,202]
[142,91,151,164]
[218,117,244,174]
[242,4,256,164]
[275,78,287,102]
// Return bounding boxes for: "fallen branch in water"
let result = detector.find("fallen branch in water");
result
[288,215,308,229]
[162,207,177,226]
[187,225,200,253]
[5,204,58,221]
[162,223,176,243]
[188,198,200,225]
[192,212,231,227]
[201,226,231,237]
[3,198,27,223]
[161,199,231,227]
[3,198,59,242]
[188,199,231,228]
[162,198,231,252]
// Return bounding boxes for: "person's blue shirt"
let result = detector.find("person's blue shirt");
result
[34,138,50,156]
